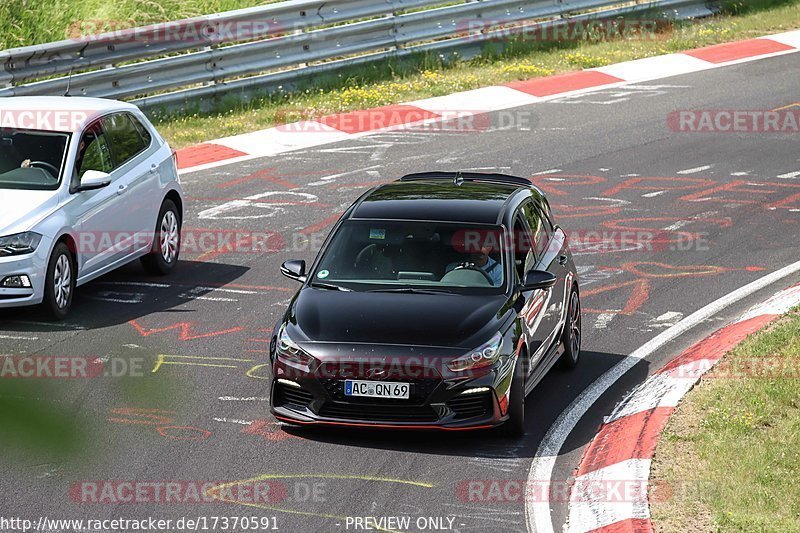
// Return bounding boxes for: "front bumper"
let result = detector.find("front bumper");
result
[0,240,51,308]
[270,370,509,430]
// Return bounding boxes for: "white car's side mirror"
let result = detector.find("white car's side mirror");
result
[78,170,112,191]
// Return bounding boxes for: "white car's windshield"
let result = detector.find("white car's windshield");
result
[0,128,70,190]
[312,220,506,292]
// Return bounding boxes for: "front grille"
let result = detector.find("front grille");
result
[273,383,313,409]
[319,402,438,423]
[447,392,493,419]
[319,378,440,404]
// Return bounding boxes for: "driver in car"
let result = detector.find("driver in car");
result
[445,245,503,286]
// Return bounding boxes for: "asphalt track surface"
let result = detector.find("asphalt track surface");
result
[1,53,799,533]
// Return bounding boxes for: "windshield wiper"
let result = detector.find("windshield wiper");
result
[367,287,454,294]
[310,281,352,292]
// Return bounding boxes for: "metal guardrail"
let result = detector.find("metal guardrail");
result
[0,0,717,112]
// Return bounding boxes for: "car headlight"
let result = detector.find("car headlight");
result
[0,232,42,256]
[447,332,504,372]
[276,325,315,372]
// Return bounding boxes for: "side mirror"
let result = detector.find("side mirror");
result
[280,260,306,282]
[78,170,111,191]
[520,270,557,291]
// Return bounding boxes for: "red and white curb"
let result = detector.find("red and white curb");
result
[175,29,800,174]
[565,282,800,533]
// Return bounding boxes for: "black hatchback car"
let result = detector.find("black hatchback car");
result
[269,172,580,436]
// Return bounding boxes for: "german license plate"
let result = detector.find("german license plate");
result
[344,380,410,399]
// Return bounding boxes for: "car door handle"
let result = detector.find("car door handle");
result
[558,254,568,265]
[117,184,128,195]
[149,164,159,174]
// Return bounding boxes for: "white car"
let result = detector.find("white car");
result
[0,96,183,319]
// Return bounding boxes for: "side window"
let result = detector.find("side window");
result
[129,114,153,147]
[77,124,113,177]
[537,203,555,236]
[513,216,534,280]
[522,202,549,259]
[103,113,146,169]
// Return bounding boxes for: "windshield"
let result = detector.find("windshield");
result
[311,220,507,292]
[0,128,70,190]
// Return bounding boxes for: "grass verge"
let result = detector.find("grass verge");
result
[650,307,800,532]
[150,0,800,148]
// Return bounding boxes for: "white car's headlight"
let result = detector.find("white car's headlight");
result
[447,332,504,372]
[0,232,42,256]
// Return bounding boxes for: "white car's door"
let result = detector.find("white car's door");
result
[101,113,160,257]
[71,121,132,279]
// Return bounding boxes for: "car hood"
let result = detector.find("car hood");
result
[286,287,512,350]
[0,188,60,236]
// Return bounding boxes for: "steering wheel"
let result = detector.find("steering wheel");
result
[453,262,493,284]
[354,244,379,270]
[28,161,59,178]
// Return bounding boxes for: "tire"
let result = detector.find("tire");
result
[557,287,582,370]
[500,359,525,438]
[42,242,75,320]
[141,199,181,275]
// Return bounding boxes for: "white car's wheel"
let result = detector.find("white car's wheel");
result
[141,199,181,275]
[43,242,75,320]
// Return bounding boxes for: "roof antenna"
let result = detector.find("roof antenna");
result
[64,68,73,97]
[454,171,464,186]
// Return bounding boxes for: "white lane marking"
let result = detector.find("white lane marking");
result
[12,321,87,330]
[730,171,750,176]
[777,171,800,179]
[649,311,684,329]
[663,220,691,231]
[676,165,712,175]
[218,396,270,402]
[0,334,39,341]
[85,291,145,304]
[94,281,170,288]
[527,258,800,533]
[197,190,319,220]
[594,313,616,330]
[531,169,562,175]
[641,190,665,198]
[621,174,640,177]
[583,197,631,205]
[182,295,238,302]
[212,417,254,425]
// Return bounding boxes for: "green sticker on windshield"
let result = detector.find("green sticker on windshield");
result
[369,229,386,240]
[317,269,329,279]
